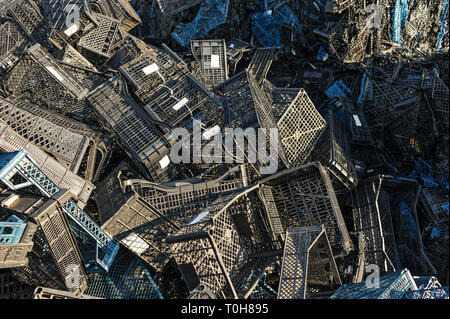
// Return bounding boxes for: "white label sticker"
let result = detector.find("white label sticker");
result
[64,24,79,37]
[46,66,64,82]
[189,211,209,225]
[229,43,235,48]
[172,97,189,111]
[353,115,362,127]
[210,54,220,68]
[203,125,220,140]
[121,233,149,256]
[142,63,159,75]
[159,155,170,169]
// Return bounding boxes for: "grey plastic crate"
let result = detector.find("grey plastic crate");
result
[119,43,185,90]
[0,18,32,73]
[106,34,154,69]
[0,120,94,205]
[258,162,354,257]
[0,96,90,174]
[134,55,224,133]
[277,225,341,299]
[1,191,88,294]
[109,164,249,227]
[350,179,401,276]
[226,38,252,75]
[87,75,177,183]
[247,47,276,85]
[166,189,251,299]
[214,70,259,129]
[5,0,48,45]
[78,12,123,58]
[361,176,437,277]
[309,110,357,192]
[191,40,228,89]
[0,44,89,112]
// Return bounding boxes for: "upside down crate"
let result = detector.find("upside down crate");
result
[33,286,101,299]
[277,225,341,299]
[0,44,89,113]
[309,110,357,192]
[87,75,178,183]
[115,164,249,227]
[0,191,88,294]
[330,269,418,299]
[0,270,34,299]
[83,245,163,299]
[191,40,228,89]
[0,120,94,205]
[349,177,401,276]
[0,150,119,272]
[258,162,354,257]
[247,48,276,85]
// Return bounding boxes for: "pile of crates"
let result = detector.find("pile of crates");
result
[0,0,448,300]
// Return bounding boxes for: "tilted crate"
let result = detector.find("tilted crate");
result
[191,39,228,89]
[258,162,354,257]
[4,96,112,182]
[95,163,181,271]
[93,0,141,32]
[0,191,88,294]
[87,75,178,183]
[0,210,36,269]
[0,18,33,74]
[41,0,98,43]
[309,110,357,192]
[0,150,119,271]
[83,245,163,299]
[167,185,273,299]
[349,178,401,276]
[277,225,341,299]
[247,47,276,85]
[0,44,89,113]
[130,164,250,226]
[226,38,252,75]
[0,120,94,205]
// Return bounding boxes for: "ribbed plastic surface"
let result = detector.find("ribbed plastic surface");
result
[191,40,228,89]
[259,163,354,256]
[277,225,341,299]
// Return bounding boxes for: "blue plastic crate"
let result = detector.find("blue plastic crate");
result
[391,0,410,45]
[171,0,230,47]
[0,215,26,245]
[325,80,352,98]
